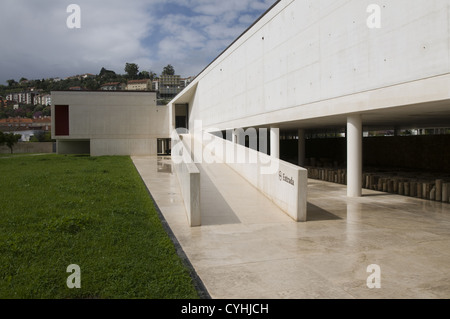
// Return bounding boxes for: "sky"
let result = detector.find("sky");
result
[0,0,277,85]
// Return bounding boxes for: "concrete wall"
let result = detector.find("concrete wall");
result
[90,139,157,157]
[171,132,201,227]
[52,91,170,156]
[200,132,308,222]
[0,142,54,154]
[170,0,450,131]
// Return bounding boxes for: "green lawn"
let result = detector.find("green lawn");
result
[0,154,200,299]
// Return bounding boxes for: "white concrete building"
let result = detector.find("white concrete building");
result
[51,91,170,156]
[52,0,450,202]
[169,0,450,198]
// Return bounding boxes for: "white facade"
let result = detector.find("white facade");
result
[169,0,450,197]
[49,0,450,204]
[43,95,52,106]
[172,0,450,130]
[51,91,170,156]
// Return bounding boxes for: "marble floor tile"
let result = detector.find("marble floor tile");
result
[132,156,450,299]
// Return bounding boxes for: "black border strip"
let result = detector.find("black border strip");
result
[132,159,211,300]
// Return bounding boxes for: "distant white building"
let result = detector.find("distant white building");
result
[126,79,152,91]
[5,91,36,105]
[81,73,95,79]
[42,94,52,106]
[33,94,51,106]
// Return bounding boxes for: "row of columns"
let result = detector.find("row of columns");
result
[232,115,363,198]
[231,126,281,158]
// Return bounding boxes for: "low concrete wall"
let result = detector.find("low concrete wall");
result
[0,142,54,154]
[171,132,201,227]
[200,132,308,222]
[90,138,158,156]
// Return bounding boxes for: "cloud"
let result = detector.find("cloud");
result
[149,0,277,76]
[0,0,156,82]
[0,0,277,84]
[239,14,258,25]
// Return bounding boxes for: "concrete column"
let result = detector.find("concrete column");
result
[232,130,238,144]
[270,126,280,158]
[170,104,176,132]
[161,140,165,155]
[258,128,269,155]
[347,115,362,197]
[298,128,305,167]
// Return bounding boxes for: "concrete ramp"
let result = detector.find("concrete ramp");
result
[197,160,293,226]
[175,132,307,226]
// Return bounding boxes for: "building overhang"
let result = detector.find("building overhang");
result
[202,73,450,132]
[169,82,198,105]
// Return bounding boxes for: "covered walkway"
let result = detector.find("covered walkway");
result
[132,155,450,299]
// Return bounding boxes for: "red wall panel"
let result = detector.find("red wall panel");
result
[55,105,69,136]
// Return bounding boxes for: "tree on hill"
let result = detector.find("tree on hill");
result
[99,67,116,78]
[162,64,175,76]
[7,79,17,87]
[148,70,157,81]
[83,77,99,90]
[139,71,150,79]
[125,63,139,79]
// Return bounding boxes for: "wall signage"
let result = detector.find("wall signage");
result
[279,171,295,186]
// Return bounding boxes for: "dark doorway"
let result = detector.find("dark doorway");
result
[175,104,189,130]
[157,138,171,155]
[175,116,187,129]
